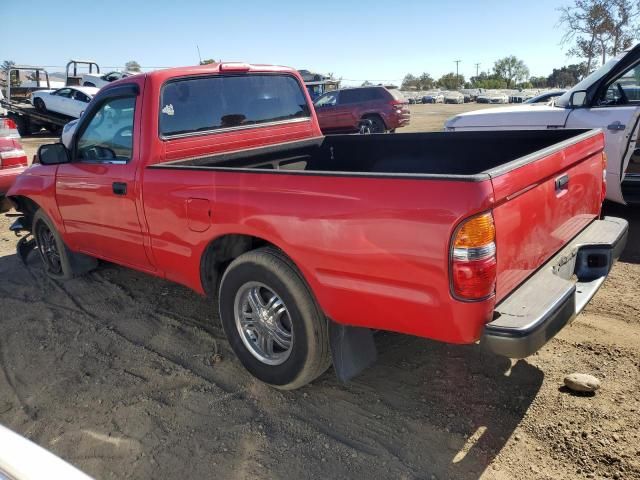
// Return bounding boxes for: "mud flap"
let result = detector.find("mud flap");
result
[329,322,377,383]
[17,235,36,265]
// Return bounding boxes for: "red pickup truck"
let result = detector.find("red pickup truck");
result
[4,63,628,389]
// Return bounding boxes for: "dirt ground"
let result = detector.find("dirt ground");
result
[1,103,639,480]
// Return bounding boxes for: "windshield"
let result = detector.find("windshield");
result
[555,53,625,107]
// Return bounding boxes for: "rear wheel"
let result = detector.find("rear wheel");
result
[218,247,331,389]
[32,209,97,280]
[362,115,386,134]
[34,98,46,112]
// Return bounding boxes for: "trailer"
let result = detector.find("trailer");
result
[0,66,71,136]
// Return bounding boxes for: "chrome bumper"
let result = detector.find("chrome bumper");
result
[481,217,628,358]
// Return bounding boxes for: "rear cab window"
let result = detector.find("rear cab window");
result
[159,74,311,137]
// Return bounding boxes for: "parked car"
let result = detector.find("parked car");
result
[445,43,640,204]
[444,91,464,104]
[476,92,509,104]
[421,91,444,103]
[5,63,626,390]
[524,90,567,105]
[314,86,409,134]
[31,86,99,118]
[460,89,479,102]
[82,71,135,88]
[0,120,28,203]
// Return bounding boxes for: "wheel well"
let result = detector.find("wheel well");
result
[8,196,39,230]
[361,113,386,128]
[200,234,275,298]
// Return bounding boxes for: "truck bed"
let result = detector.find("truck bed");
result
[154,129,595,179]
[142,127,604,343]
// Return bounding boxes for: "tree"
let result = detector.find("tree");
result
[1,60,15,72]
[529,76,548,88]
[559,0,638,72]
[470,71,507,89]
[546,63,589,87]
[200,58,216,65]
[437,72,464,90]
[125,60,142,72]
[1,60,17,87]
[605,0,638,57]
[418,72,435,90]
[493,56,530,88]
[361,80,373,86]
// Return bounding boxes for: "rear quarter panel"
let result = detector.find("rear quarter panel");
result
[142,169,497,344]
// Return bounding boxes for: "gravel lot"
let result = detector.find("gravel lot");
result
[1,103,639,480]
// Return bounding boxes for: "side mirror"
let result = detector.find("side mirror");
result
[570,90,587,107]
[37,143,70,165]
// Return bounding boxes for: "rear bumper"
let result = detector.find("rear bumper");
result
[481,217,628,358]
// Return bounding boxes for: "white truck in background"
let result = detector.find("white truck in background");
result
[445,44,640,205]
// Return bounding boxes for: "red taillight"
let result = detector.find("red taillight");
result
[0,118,20,139]
[0,146,28,169]
[450,212,497,300]
[601,152,607,203]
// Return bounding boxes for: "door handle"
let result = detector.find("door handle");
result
[555,174,569,192]
[112,182,127,195]
[607,121,626,131]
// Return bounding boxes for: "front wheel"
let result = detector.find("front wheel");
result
[34,98,46,112]
[32,209,97,280]
[218,247,331,389]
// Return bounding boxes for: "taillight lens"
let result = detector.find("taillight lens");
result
[0,118,20,139]
[0,146,28,169]
[451,212,497,300]
[601,152,607,203]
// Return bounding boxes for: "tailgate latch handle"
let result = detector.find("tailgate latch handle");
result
[607,121,626,131]
[555,174,570,192]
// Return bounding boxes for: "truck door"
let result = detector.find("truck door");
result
[565,58,640,204]
[55,86,153,270]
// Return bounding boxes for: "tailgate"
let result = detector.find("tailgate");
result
[491,130,605,302]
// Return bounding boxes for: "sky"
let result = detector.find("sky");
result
[2,0,582,86]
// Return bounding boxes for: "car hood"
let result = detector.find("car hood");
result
[445,104,571,129]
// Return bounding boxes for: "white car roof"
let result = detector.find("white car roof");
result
[68,86,100,96]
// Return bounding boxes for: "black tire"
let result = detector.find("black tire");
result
[83,82,96,87]
[32,209,97,280]
[218,247,331,389]
[362,115,386,134]
[34,98,46,113]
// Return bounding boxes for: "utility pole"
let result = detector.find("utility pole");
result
[475,63,480,77]
[454,60,461,88]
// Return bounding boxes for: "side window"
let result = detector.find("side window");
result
[54,88,72,98]
[73,91,90,103]
[315,91,338,107]
[159,75,310,137]
[77,97,135,162]
[340,89,364,104]
[598,63,640,106]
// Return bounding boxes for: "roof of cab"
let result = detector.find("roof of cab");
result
[145,62,299,82]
